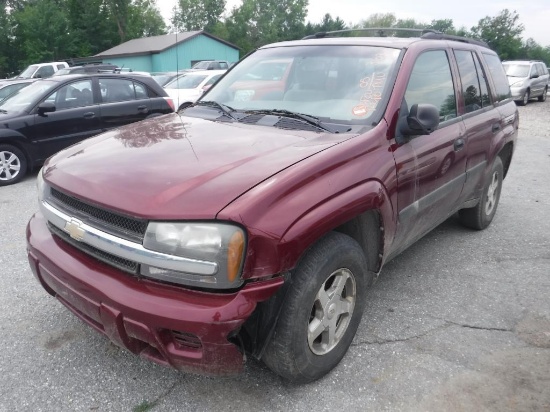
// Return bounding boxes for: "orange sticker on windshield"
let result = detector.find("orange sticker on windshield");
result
[352,104,369,117]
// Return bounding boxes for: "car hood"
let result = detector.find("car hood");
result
[43,113,356,219]
[506,76,526,85]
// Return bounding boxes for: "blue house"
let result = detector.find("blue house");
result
[95,31,240,72]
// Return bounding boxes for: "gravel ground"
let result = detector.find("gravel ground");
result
[0,98,549,411]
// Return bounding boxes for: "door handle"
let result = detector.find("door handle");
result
[137,105,149,113]
[83,112,96,119]
[492,123,501,133]
[453,137,465,152]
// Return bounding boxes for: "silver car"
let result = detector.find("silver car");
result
[502,60,549,105]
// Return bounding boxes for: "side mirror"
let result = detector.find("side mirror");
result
[530,73,539,79]
[34,73,42,79]
[37,101,56,116]
[398,103,440,138]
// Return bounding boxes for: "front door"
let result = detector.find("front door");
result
[392,49,468,253]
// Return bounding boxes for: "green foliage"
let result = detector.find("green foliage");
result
[172,0,225,32]
[225,0,308,54]
[470,9,524,60]
[0,2,548,78]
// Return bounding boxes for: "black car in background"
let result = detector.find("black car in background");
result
[0,73,175,186]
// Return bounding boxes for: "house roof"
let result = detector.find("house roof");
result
[95,31,239,58]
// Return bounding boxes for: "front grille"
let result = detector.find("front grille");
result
[49,223,139,274]
[50,188,148,242]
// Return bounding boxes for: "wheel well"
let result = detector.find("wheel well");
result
[241,210,384,360]
[498,142,514,179]
[333,210,383,274]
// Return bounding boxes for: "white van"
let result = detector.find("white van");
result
[15,62,69,79]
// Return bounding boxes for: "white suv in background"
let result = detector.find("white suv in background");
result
[503,60,549,105]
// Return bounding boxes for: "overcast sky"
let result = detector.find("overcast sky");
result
[159,0,550,46]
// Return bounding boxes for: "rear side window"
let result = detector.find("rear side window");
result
[404,50,457,121]
[454,50,491,112]
[100,78,135,102]
[483,53,511,102]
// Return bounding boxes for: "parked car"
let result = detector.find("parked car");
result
[0,79,36,103]
[151,71,181,87]
[52,64,119,76]
[27,31,518,383]
[189,60,230,70]
[14,61,69,79]
[163,70,225,110]
[0,73,174,185]
[502,60,549,105]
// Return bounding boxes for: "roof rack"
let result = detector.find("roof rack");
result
[302,27,490,48]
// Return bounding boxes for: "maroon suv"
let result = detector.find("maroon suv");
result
[27,31,518,383]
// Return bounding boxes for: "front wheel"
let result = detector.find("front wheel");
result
[0,144,27,186]
[262,232,372,383]
[519,89,530,106]
[459,156,503,230]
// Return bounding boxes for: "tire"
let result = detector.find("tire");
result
[458,156,503,230]
[0,144,27,186]
[538,87,547,102]
[262,232,372,383]
[519,89,530,106]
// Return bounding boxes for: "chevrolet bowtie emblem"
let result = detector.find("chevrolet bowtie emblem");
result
[64,219,85,241]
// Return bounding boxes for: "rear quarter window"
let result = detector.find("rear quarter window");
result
[482,53,511,102]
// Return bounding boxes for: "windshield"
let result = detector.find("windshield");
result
[165,74,208,90]
[17,65,39,79]
[0,80,56,112]
[503,64,530,78]
[191,62,210,69]
[203,45,401,124]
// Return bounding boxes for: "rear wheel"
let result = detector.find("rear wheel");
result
[262,232,372,383]
[459,156,503,230]
[538,87,547,102]
[0,145,27,186]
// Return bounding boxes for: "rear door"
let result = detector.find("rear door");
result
[98,77,151,130]
[452,49,501,203]
[30,78,101,161]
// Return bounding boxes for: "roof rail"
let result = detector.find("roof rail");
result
[302,27,490,48]
[302,28,440,40]
[420,32,489,48]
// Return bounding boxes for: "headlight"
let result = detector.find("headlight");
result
[141,222,246,289]
[37,167,47,202]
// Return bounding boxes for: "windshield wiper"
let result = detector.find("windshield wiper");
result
[194,100,237,120]
[244,109,350,133]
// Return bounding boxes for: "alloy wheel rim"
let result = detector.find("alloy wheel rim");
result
[308,268,356,355]
[484,171,500,215]
[0,151,21,181]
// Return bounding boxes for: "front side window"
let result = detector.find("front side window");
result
[45,79,93,109]
[404,50,457,121]
[35,66,55,78]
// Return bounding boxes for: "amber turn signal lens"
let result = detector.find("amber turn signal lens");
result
[227,230,245,283]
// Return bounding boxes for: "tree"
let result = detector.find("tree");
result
[427,19,455,34]
[127,0,166,38]
[226,0,308,54]
[171,0,225,32]
[304,13,347,36]
[470,9,524,59]
[12,0,72,64]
